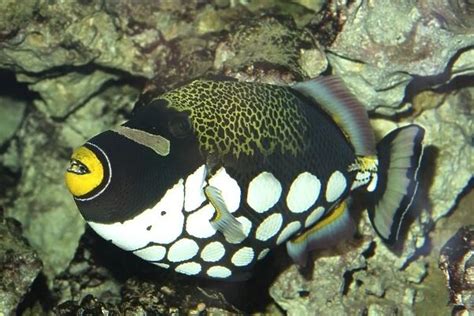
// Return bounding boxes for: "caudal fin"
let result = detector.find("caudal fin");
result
[367,124,425,244]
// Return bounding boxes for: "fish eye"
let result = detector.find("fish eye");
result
[168,114,192,138]
[64,145,106,198]
[67,159,90,175]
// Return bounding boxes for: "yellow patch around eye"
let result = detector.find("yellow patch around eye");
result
[65,146,104,197]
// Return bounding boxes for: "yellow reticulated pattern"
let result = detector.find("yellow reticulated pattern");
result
[65,146,104,197]
[160,80,309,158]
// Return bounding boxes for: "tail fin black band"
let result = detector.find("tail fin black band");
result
[367,124,425,244]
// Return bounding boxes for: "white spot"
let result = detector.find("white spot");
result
[207,266,232,278]
[88,179,185,251]
[304,206,325,228]
[186,204,217,238]
[351,171,370,190]
[175,262,201,275]
[153,262,170,269]
[167,238,199,262]
[201,241,225,262]
[257,248,270,260]
[184,165,207,212]
[231,247,255,267]
[276,221,301,245]
[133,245,166,262]
[208,167,241,213]
[367,173,378,192]
[326,170,347,202]
[246,172,282,213]
[286,172,321,213]
[255,213,283,241]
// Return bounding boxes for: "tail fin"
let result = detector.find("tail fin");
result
[367,124,425,244]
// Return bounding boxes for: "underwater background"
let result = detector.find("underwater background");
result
[0,0,472,315]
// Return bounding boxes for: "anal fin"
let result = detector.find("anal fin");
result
[205,186,246,244]
[286,199,355,266]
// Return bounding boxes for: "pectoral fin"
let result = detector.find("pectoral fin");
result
[286,199,355,266]
[205,186,246,244]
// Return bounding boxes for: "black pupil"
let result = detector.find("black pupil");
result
[70,160,90,175]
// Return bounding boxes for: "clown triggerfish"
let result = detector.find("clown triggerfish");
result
[65,76,424,280]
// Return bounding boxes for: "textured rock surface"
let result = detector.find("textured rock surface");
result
[8,82,138,280]
[0,209,43,315]
[327,0,474,113]
[439,226,474,313]
[0,0,472,314]
[0,96,26,145]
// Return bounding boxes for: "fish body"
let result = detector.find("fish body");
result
[65,77,424,280]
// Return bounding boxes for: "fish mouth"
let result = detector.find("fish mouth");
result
[67,159,90,175]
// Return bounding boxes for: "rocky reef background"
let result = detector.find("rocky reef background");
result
[0,0,472,315]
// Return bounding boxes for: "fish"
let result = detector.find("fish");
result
[64,76,425,280]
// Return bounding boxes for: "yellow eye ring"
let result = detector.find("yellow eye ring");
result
[65,145,105,198]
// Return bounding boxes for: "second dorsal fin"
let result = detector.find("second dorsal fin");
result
[292,76,376,157]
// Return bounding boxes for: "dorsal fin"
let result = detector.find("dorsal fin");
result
[292,76,376,156]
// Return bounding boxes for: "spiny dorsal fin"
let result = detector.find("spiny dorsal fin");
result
[292,76,376,156]
[205,185,247,244]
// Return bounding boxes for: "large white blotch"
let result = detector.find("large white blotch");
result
[133,245,166,262]
[208,167,241,213]
[255,213,283,241]
[167,238,199,262]
[231,247,255,267]
[246,172,282,213]
[304,206,325,228]
[326,170,347,202]
[286,172,321,213]
[175,262,201,275]
[88,179,185,251]
[207,265,232,278]
[186,204,216,238]
[201,241,225,262]
[276,221,302,245]
[184,165,207,212]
